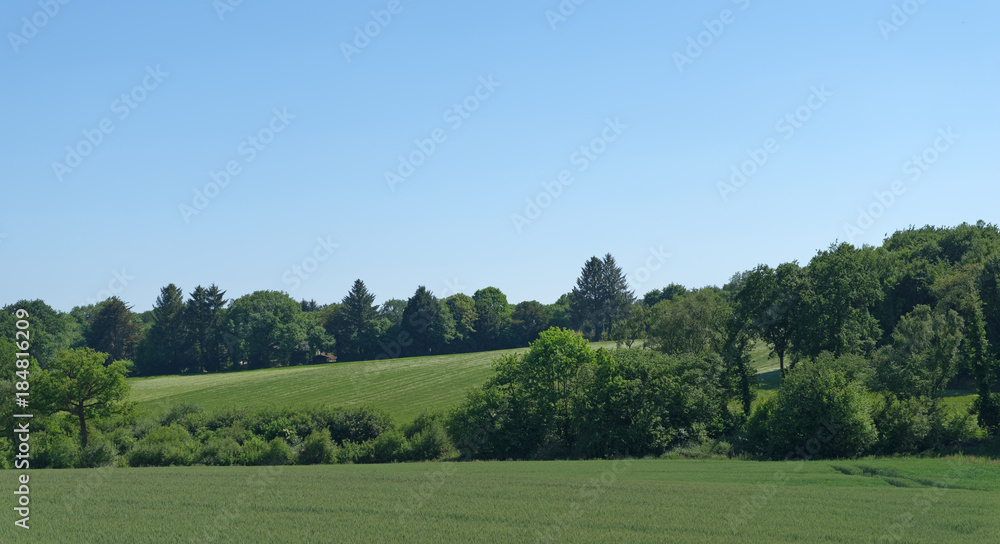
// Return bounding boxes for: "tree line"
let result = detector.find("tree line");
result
[0,253,641,376]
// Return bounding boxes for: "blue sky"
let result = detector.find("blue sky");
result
[1,0,997,312]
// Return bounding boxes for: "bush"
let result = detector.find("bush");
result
[872,395,933,455]
[237,437,268,466]
[160,402,205,430]
[369,429,408,463]
[764,354,876,459]
[329,406,395,445]
[334,440,374,464]
[408,420,452,461]
[33,432,80,469]
[239,437,293,466]
[198,437,242,466]
[299,429,336,465]
[78,438,117,468]
[128,425,199,467]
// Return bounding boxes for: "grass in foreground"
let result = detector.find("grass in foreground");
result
[3,457,997,543]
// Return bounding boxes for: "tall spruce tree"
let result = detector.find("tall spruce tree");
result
[571,254,635,339]
[329,279,381,362]
[138,284,187,375]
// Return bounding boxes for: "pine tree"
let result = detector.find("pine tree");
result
[85,297,140,364]
[329,279,380,361]
[137,284,187,375]
[571,254,635,339]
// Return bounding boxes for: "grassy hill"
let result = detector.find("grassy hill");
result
[129,347,525,421]
[130,340,977,421]
[4,457,997,543]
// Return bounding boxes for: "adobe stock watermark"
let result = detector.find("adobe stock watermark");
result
[511,117,627,233]
[51,65,168,182]
[626,246,672,289]
[281,235,340,291]
[842,127,958,243]
[544,0,588,31]
[878,0,930,41]
[717,85,833,202]
[672,0,752,73]
[212,0,250,22]
[7,0,72,54]
[384,75,502,192]
[85,268,135,306]
[340,0,414,63]
[179,107,295,223]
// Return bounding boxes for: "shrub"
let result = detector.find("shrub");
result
[334,440,374,464]
[160,402,205,430]
[408,420,452,461]
[872,395,933,455]
[237,437,268,466]
[765,354,876,459]
[33,432,80,469]
[128,425,199,467]
[78,438,117,468]
[299,429,336,465]
[239,437,293,466]
[198,437,242,466]
[329,406,395,445]
[370,429,408,463]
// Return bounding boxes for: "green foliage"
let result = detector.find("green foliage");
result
[136,284,187,375]
[571,254,635,340]
[473,287,513,350]
[794,244,884,359]
[225,290,309,369]
[873,305,965,398]
[401,286,456,357]
[128,425,199,467]
[510,300,550,347]
[761,354,877,459]
[33,431,81,469]
[34,348,133,448]
[299,429,337,465]
[85,297,141,364]
[328,279,381,362]
[198,436,242,466]
[328,405,395,445]
[78,438,118,468]
[647,288,728,356]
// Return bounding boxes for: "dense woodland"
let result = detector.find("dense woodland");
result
[2,221,999,467]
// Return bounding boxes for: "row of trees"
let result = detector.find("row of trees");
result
[0,253,638,376]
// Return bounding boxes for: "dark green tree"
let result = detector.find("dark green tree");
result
[570,254,635,339]
[85,297,141,364]
[732,263,802,376]
[444,294,478,353]
[137,284,187,376]
[328,280,381,362]
[0,300,75,367]
[401,287,455,356]
[473,287,512,351]
[511,301,550,347]
[225,291,308,369]
[184,285,229,372]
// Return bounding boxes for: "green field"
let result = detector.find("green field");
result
[4,457,998,543]
[129,347,523,421]
[128,342,623,420]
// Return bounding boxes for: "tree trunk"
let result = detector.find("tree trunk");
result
[78,404,88,449]
[778,351,786,378]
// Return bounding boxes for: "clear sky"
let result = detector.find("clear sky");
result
[1,1,997,312]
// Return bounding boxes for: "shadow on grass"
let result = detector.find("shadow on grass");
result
[756,369,781,391]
